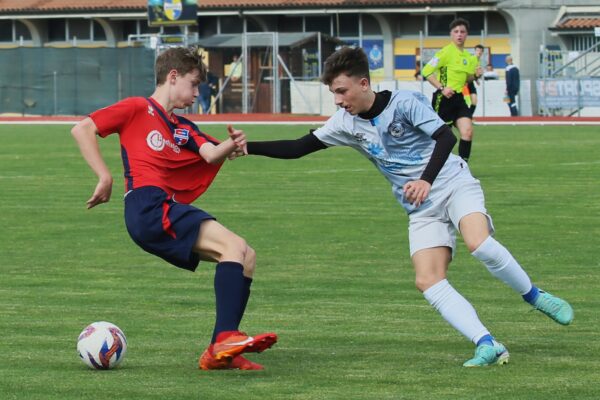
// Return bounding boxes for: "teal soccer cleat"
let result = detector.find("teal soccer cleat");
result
[533,290,574,325]
[463,341,510,367]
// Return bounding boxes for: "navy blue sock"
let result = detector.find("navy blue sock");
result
[476,334,494,347]
[211,262,246,343]
[522,285,540,305]
[236,277,253,326]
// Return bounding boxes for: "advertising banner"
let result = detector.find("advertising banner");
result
[537,79,600,108]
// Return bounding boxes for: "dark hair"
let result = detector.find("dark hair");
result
[321,47,370,86]
[475,44,484,51]
[155,46,207,85]
[449,18,470,31]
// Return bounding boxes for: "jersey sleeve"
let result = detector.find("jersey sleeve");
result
[187,127,220,153]
[177,117,220,154]
[422,48,446,78]
[311,111,352,147]
[400,93,445,137]
[468,54,479,74]
[89,97,140,138]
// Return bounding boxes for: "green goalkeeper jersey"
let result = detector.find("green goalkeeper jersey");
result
[422,43,478,92]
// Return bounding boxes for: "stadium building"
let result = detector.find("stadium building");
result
[0,0,598,116]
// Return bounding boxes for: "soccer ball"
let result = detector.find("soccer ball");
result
[77,321,127,370]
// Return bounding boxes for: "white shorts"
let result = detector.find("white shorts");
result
[408,167,495,257]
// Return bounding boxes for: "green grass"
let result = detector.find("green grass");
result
[1,123,599,399]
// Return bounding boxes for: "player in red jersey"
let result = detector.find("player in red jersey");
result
[71,47,277,371]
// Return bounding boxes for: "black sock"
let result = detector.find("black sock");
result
[458,139,472,162]
[237,277,253,326]
[469,104,476,117]
[211,262,245,343]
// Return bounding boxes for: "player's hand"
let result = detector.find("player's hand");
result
[442,87,455,98]
[227,148,245,160]
[227,124,247,155]
[86,178,113,209]
[475,66,483,79]
[227,124,247,147]
[403,180,431,208]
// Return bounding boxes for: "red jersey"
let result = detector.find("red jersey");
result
[90,97,222,204]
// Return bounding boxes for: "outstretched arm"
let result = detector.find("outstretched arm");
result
[246,132,327,159]
[71,117,113,209]
[199,125,247,164]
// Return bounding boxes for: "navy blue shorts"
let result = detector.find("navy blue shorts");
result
[124,186,215,271]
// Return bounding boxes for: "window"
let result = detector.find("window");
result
[121,20,139,39]
[48,19,66,41]
[15,21,31,41]
[397,14,425,36]
[139,23,160,35]
[457,12,484,36]
[362,14,381,35]
[305,16,331,35]
[220,16,243,34]
[278,16,303,33]
[68,19,90,40]
[92,21,106,41]
[245,18,262,33]
[336,14,358,37]
[571,35,600,52]
[198,17,217,37]
[487,12,509,35]
[427,14,454,36]
[0,21,13,41]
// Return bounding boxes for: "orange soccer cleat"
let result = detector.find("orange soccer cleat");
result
[199,331,277,370]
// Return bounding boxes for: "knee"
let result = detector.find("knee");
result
[464,235,489,253]
[220,235,249,262]
[242,245,256,277]
[415,275,442,293]
[461,126,473,140]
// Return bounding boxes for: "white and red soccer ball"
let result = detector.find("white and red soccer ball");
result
[77,321,127,370]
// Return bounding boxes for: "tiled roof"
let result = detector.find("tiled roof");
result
[554,17,600,30]
[0,0,494,13]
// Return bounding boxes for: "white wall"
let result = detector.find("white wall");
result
[290,80,532,117]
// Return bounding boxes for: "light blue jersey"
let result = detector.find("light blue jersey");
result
[313,90,464,213]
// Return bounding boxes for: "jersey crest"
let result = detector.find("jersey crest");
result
[388,122,404,138]
[174,128,189,145]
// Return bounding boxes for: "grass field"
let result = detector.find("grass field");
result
[1,123,599,399]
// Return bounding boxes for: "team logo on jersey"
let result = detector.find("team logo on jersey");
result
[147,130,165,151]
[147,105,154,116]
[173,128,189,145]
[388,122,404,138]
[463,58,468,65]
[147,130,181,153]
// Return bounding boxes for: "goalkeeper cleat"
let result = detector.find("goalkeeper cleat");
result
[533,291,574,325]
[463,340,509,367]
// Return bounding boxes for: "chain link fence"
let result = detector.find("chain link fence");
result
[0,47,155,116]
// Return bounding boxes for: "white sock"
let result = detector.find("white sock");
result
[423,279,490,344]
[472,236,532,295]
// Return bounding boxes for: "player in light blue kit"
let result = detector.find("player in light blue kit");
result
[240,47,573,367]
